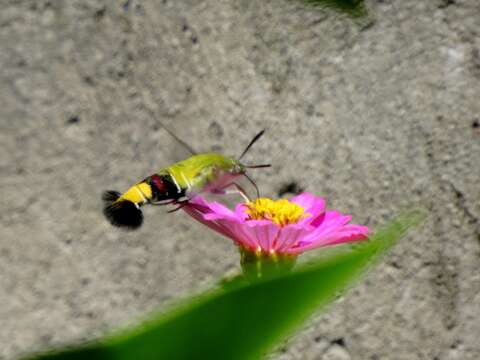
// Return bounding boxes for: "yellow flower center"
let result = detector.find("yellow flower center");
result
[245,198,308,226]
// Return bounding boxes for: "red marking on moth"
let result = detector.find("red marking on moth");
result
[150,174,167,192]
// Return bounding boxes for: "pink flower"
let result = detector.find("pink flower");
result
[182,192,369,257]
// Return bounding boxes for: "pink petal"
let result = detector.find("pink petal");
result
[290,192,326,216]
[189,196,239,221]
[182,205,237,241]
[309,211,352,233]
[221,220,258,249]
[234,203,250,221]
[188,195,210,207]
[290,192,327,227]
[206,201,238,219]
[228,220,280,251]
[291,224,369,254]
[251,223,280,252]
[274,224,312,253]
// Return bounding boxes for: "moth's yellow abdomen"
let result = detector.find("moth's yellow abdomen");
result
[121,182,152,204]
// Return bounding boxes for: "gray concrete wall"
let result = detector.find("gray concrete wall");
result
[1,1,479,359]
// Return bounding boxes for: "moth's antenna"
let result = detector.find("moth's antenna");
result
[144,105,198,155]
[239,130,265,160]
[158,122,198,155]
[245,164,271,169]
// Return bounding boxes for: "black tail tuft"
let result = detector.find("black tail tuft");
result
[102,190,121,202]
[102,191,143,230]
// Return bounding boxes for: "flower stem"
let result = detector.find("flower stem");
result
[239,248,296,282]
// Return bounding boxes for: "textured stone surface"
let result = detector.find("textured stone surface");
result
[1,0,479,359]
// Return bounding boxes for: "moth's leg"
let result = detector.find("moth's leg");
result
[149,195,190,208]
[216,182,251,202]
[148,199,177,206]
[167,199,190,213]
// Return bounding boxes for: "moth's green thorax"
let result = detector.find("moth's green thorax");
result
[161,153,243,190]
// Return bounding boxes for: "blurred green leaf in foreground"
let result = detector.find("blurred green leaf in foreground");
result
[25,210,424,360]
[296,0,367,18]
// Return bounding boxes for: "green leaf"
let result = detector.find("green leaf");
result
[25,210,424,360]
[295,0,368,17]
